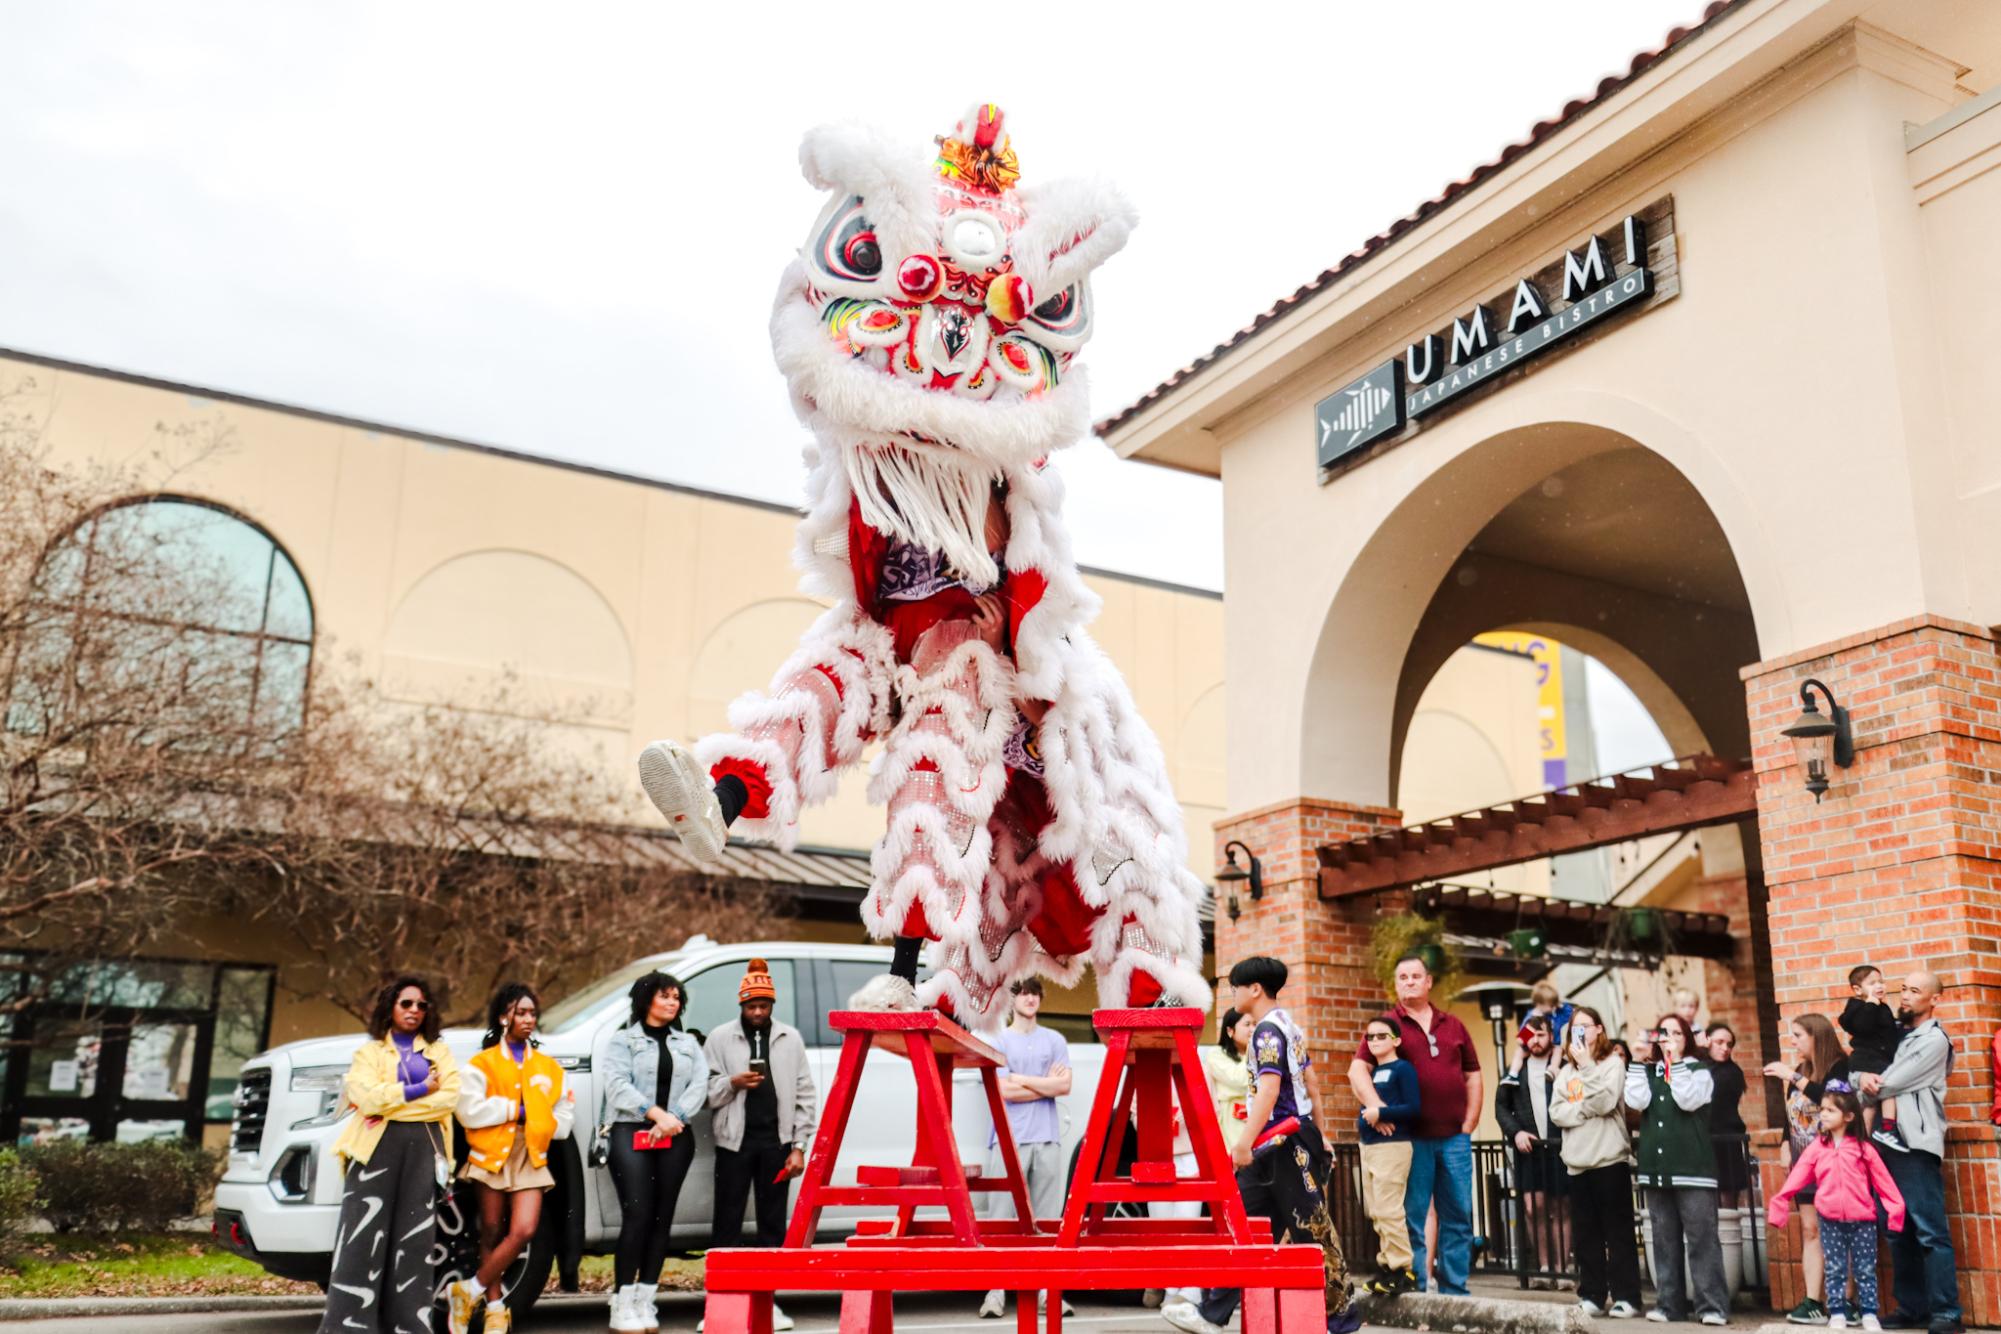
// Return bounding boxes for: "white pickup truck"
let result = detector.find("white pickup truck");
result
[212,938,1112,1318]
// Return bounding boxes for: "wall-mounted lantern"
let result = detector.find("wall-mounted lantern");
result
[1778,677,1855,802]
[1216,841,1263,900]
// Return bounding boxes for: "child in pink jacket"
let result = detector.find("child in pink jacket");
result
[1769,1085,1905,1330]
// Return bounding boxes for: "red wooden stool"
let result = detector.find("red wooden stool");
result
[702,1007,1329,1334]
[1060,1008,1255,1245]
[787,1010,1036,1248]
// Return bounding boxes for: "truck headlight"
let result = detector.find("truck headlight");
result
[290,1065,347,1093]
[289,1065,351,1130]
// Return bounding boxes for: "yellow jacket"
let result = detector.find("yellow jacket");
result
[458,1043,573,1172]
[332,1034,461,1169]
[1204,1046,1252,1152]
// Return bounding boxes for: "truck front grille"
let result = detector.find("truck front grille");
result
[230,1068,273,1156]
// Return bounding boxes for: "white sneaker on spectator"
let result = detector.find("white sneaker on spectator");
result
[1163,1305,1226,1334]
[1580,1299,1604,1316]
[1859,1318,1882,1331]
[1702,1314,1729,1327]
[1610,1302,1642,1319]
[1645,1311,1671,1323]
[980,1290,1005,1319]
[1829,1318,1848,1330]
[610,1286,646,1334]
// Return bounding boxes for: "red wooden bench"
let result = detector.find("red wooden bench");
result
[702,1007,1329,1334]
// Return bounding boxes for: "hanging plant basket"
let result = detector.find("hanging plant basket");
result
[1505,926,1548,960]
[1627,907,1662,945]
[1369,911,1465,1005]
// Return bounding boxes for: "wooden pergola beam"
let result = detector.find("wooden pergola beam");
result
[1318,756,1756,899]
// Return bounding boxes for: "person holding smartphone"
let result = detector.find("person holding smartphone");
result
[1550,1007,1640,1319]
[1625,1013,1729,1326]
[601,971,708,1334]
[704,958,815,1331]
[1497,1012,1567,1285]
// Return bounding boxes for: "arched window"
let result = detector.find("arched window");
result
[5,498,314,740]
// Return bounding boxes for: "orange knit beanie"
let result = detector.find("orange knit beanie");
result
[739,958,777,1004]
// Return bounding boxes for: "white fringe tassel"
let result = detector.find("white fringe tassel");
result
[843,443,999,587]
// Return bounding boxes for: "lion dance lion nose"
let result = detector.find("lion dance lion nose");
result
[898,254,944,302]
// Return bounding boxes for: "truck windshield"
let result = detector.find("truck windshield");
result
[542,956,683,1035]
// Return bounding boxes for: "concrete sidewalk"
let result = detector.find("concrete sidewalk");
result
[1354,1274,1779,1334]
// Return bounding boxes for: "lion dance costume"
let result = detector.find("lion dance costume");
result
[640,104,1208,1026]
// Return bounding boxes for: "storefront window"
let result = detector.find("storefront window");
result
[18,1117,91,1145]
[123,1021,198,1103]
[43,959,214,1010]
[2,955,274,1143]
[116,1119,190,1143]
[208,967,275,1122]
[4,497,314,739]
[24,1018,101,1100]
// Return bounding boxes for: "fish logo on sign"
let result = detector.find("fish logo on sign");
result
[1324,383,1392,448]
[1314,360,1405,468]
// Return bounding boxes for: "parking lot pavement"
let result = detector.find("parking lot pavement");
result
[0,1291,1220,1333]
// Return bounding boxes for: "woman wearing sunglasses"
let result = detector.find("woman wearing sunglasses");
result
[319,975,462,1334]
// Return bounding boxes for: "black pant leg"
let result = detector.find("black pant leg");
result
[1601,1163,1642,1305]
[1200,1150,1285,1326]
[713,1145,754,1250]
[608,1125,657,1287]
[749,1140,792,1247]
[1572,1166,1609,1305]
[639,1133,696,1281]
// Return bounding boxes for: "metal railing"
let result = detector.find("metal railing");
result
[1326,1134,1768,1302]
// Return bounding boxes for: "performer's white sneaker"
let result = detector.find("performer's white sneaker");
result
[847,973,918,1011]
[638,740,728,866]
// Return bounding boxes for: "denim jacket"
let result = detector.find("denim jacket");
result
[602,1021,709,1125]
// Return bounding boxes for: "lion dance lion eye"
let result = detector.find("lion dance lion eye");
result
[1032,289,1073,322]
[842,233,882,277]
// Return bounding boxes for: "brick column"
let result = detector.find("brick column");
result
[1212,796,1402,1137]
[1744,615,2001,1321]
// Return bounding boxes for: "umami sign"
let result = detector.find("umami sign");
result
[1316,198,1678,471]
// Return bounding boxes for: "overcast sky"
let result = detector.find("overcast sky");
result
[2,1,1692,764]
[3,2,1704,582]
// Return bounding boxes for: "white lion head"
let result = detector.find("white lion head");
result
[772,103,1137,476]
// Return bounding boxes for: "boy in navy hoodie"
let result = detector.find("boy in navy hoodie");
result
[1359,1015,1422,1295]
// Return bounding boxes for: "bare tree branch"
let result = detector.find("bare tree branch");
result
[0,372,803,1034]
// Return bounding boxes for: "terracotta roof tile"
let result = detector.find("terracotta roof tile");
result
[1095,1,1745,439]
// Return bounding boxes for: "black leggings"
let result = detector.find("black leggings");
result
[607,1123,695,1286]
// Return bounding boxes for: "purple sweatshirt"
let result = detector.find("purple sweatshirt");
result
[392,1032,431,1102]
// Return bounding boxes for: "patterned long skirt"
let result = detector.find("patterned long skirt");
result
[317,1120,442,1334]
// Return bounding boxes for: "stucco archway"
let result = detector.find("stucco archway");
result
[1300,396,1780,810]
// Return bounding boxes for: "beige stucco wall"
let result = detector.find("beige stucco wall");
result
[1110,15,1998,815]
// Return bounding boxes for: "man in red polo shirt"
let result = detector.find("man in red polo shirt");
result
[1349,952,1481,1295]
